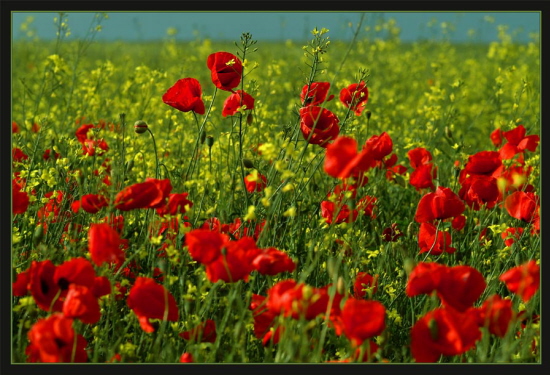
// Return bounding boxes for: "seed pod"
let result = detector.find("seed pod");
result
[134,120,148,134]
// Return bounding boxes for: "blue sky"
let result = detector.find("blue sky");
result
[12,11,540,43]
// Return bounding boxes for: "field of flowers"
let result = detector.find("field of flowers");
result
[11,14,541,364]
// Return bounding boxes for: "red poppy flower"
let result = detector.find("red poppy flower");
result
[356,195,377,218]
[341,298,386,346]
[244,172,267,193]
[27,260,63,312]
[179,353,194,363]
[410,307,481,363]
[324,136,373,181]
[384,153,408,181]
[414,186,465,223]
[267,279,329,320]
[37,190,67,225]
[81,138,109,157]
[299,106,340,147]
[185,229,229,264]
[88,223,125,268]
[162,77,205,115]
[501,227,524,247]
[458,175,501,210]
[54,257,97,292]
[353,272,379,299]
[363,132,393,161]
[418,222,456,255]
[499,124,540,160]
[409,163,437,191]
[13,268,30,296]
[156,192,193,216]
[127,277,179,333]
[62,284,101,324]
[77,194,109,214]
[407,147,433,169]
[12,121,20,133]
[12,147,29,163]
[114,178,172,211]
[252,247,296,276]
[382,223,404,242]
[206,52,242,91]
[504,190,540,224]
[451,214,466,231]
[91,275,111,298]
[75,124,96,143]
[180,319,217,343]
[339,81,369,115]
[499,260,540,302]
[436,265,486,312]
[249,294,280,344]
[222,90,255,117]
[461,151,503,180]
[12,179,29,215]
[320,200,357,225]
[490,127,503,147]
[478,294,514,337]
[26,313,88,363]
[406,262,446,297]
[301,81,334,106]
[204,236,260,283]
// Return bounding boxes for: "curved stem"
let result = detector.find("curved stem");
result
[147,127,159,179]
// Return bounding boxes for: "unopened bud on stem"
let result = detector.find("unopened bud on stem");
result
[134,120,148,134]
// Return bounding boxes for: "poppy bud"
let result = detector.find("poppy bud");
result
[365,110,372,120]
[206,136,214,148]
[32,224,44,247]
[199,129,206,144]
[246,113,254,125]
[134,120,148,134]
[337,276,346,295]
[243,159,255,169]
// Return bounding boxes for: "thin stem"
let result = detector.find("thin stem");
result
[147,127,159,179]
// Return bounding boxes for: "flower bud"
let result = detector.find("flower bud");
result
[134,120,148,134]
[206,135,214,148]
[246,113,254,125]
[337,276,346,295]
[243,159,255,169]
[199,129,206,144]
[365,110,372,120]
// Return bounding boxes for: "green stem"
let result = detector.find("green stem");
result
[147,127,159,179]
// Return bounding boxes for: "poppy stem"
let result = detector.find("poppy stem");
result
[146,127,160,179]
